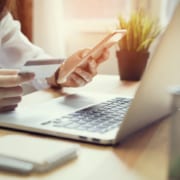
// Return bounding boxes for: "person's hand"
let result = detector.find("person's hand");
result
[47,48,109,88]
[0,69,35,112]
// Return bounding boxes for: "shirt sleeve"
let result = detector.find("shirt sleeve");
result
[0,13,61,91]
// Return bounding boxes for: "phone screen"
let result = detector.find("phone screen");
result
[58,30,126,83]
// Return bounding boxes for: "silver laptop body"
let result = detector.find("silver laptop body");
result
[0,3,180,145]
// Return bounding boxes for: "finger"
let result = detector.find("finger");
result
[0,96,22,108]
[79,48,91,58]
[75,68,92,82]
[64,48,90,68]
[88,60,97,75]
[0,69,18,75]
[60,79,75,87]
[57,49,91,84]
[60,72,90,88]
[95,48,110,64]
[0,72,35,87]
[0,104,18,112]
[18,71,35,80]
[0,86,23,98]
[71,74,86,87]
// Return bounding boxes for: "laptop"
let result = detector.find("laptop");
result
[0,3,180,145]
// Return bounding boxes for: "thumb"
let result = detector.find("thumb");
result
[79,49,91,58]
[18,71,35,83]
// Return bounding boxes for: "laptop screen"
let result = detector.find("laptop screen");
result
[117,2,180,141]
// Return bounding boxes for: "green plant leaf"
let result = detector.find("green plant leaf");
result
[137,38,154,52]
[127,22,133,51]
[117,9,161,52]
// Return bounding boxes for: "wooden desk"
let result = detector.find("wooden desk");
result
[0,75,170,180]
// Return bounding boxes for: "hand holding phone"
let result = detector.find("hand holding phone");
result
[57,30,126,84]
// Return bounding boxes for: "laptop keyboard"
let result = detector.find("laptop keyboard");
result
[41,97,132,134]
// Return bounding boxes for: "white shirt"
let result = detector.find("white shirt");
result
[0,13,60,93]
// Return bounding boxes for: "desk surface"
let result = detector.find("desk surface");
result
[0,75,170,180]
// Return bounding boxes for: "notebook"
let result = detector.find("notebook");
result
[0,3,180,145]
[0,134,79,174]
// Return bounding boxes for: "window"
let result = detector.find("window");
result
[64,0,130,19]
[63,0,131,32]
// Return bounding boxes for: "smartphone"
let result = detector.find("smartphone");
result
[57,29,126,84]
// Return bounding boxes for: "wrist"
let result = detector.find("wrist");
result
[46,68,62,89]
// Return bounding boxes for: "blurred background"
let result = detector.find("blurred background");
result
[12,0,179,75]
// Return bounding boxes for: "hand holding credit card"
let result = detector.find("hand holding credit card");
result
[57,30,126,84]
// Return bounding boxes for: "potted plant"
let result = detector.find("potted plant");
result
[116,9,161,81]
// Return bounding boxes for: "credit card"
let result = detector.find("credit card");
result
[21,59,64,78]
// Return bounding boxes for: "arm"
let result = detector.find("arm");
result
[0,13,55,91]
[0,13,51,65]
[0,13,110,91]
